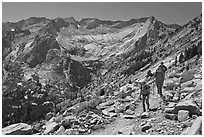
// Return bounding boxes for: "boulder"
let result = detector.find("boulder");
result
[118,125,134,135]
[102,109,109,116]
[164,81,180,90]
[2,123,32,135]
[178,110,189,122]
[125,109,135,115]
[118,84,136,99]
[165,113,177,120]
[141,122,152,132]
[61,119,72,129]
[55,125,65,135]
[181,116,202,135]
[44,122,59,134]
[173,100,201,116]
[180,70,196,84]
[141,112,150,119]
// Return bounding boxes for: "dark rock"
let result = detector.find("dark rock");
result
[2,123,32,135]
[141,112,150,119]
[192,115,198,119]
[55,125,65,135]
[141,122,152,132]
[61,119,72,129]
[173,100,201,116]
[165,113,177,120]
[45,112,54,121]
[32,123,42,133]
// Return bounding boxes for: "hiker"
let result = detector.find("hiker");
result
[155,62,167,97]
[146,70,154,78]
[139,80,151,112]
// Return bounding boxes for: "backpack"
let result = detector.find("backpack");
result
[141,84,150,95]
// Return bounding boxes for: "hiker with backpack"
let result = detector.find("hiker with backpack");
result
[155,62,167,97]
[139,80,151,112]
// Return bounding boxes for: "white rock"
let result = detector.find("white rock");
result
[2,123,32,135]
[178,110,189,122]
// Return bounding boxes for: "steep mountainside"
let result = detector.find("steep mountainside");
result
[2,14,202,135]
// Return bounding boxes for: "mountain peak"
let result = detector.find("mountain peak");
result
[63,17,77,23]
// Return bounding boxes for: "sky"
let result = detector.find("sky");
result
[2,2,202,25]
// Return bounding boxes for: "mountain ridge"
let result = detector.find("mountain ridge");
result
[2,14,202,134]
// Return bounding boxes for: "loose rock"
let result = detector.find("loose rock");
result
[44,122,59,134]
[55,125,65,135]
[178,110,189,122]
[141,122,152,132]
[141,112,150,119]
[2,123,32,135]
[165,113,177,120]
[181,116,202,135]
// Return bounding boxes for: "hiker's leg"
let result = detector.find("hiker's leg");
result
[158,82,163,96]
[156,82,160,94]
[160,80,164,95]
[146,95,150,111]
[142,95,146,112]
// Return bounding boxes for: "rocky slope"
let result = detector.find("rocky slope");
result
[2,14,202,135]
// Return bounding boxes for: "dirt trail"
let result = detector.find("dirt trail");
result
[92,93,163,135]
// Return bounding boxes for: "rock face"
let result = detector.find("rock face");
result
[181,116,202,135]
[2,13,202,135]
[173,100,201,116]
[2,123,32,135]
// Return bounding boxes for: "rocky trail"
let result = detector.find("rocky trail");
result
[91,94,161,135]
[2,56,202,135]
[2,14,202,135]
